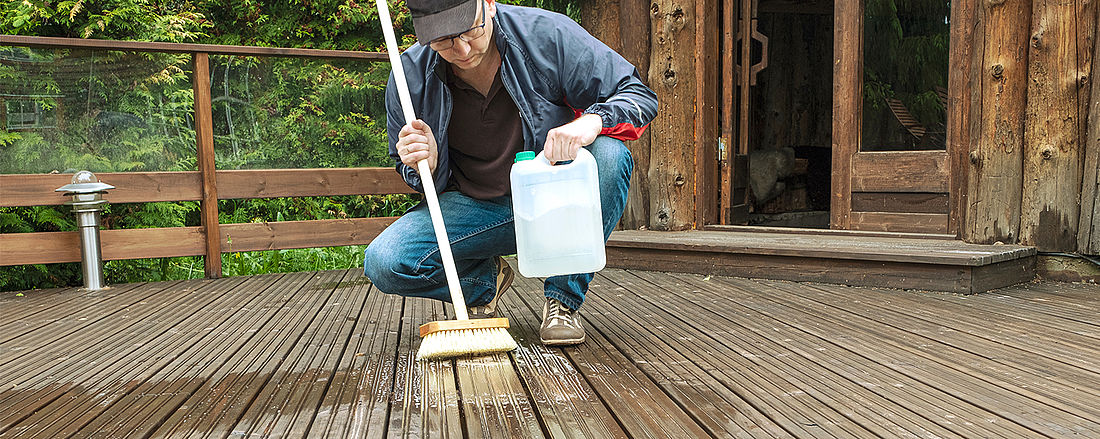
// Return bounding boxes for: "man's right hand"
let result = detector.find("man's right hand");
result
[397,119,439,174]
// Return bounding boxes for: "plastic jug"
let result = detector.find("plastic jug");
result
[510,148,605,278]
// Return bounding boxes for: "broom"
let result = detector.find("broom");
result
[376,0,518,361]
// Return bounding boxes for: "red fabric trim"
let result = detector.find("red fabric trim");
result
[568,101,646,141]
[601,122,648,141]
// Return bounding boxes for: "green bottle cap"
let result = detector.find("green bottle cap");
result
[514,151,536,163]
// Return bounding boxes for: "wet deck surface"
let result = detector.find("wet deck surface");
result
[2,267,1098,438]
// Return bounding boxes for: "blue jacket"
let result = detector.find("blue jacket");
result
[386,3,658,193]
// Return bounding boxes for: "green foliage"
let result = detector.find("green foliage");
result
[220,194,417,225]
[222,246,366,277]
[207,56,392,170]
[105,256,204,284]
[0,206,80,291]
[2,0,212,41]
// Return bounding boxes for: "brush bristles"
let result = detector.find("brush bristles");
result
[417,327,518,361]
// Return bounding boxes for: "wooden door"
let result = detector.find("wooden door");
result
[832,0,954,234]
[719,0,765,225]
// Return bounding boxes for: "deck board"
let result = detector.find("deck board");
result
[0,276,254,435]
[743,278,1100,437]
[591,271,887,439]
[498,290,629,439]
[642,271,1029,439]
[310,277,402,439]
[2,268,1098,438]
[775,281,1100,402]
[512,275,712,439]
[608,269,964,439]
[0,283,150,340]
[0,286,84,323]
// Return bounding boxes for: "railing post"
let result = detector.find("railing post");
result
[193,52,222,278]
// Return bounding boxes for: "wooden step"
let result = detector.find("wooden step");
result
[606,229,1037,294]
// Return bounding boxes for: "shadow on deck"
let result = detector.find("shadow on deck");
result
[1,266,1098,438]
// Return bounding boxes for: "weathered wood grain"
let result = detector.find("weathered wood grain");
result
[851,192,950,214]
[0,217,396,265]
[850,151,949,193]
[1020,0,1085,251]
[0,172,202,207]
[965,0,1032,244]
[831,0,862,229]
[1081,1,1100,255]
[949,0,979,237]
[694,0,720,228]
[193,53,222,278]
[582,0,655,231]
[849,212,950,234]
[648,0,697,230]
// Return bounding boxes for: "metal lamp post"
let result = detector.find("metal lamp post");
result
[55,171,115,291]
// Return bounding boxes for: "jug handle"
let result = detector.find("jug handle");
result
[535,147,593,167]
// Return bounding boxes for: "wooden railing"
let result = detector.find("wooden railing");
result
[0,36,414,278]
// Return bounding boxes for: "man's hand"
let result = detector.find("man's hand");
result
[543,113,602,164]
[397,119,439,174]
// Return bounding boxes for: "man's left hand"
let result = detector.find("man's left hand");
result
[543,113,602,164]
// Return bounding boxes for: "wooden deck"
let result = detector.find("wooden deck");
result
[2,267,1098,438]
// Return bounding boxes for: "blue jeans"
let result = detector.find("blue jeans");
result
[363,136,633,311]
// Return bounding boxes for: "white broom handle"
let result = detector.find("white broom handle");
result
[377,0,469,320]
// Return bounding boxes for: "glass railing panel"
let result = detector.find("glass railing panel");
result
[206,55,392,170]
[0,46,197,173]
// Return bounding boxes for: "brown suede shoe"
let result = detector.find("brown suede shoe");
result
[540,298,585,345]
[469,256,513,319]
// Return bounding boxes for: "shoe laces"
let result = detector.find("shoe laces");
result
[545,300,579,329]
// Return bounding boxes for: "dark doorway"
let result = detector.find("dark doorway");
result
[721,0,834,228]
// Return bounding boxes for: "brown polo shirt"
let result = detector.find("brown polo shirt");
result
[444,65,524,200]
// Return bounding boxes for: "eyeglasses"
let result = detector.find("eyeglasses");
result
[428,1,486,51]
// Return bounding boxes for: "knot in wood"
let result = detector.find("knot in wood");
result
[663,68,677,86]
[990,64,1004,79]
[671,7,685,25]
[674,175,685,186]
[969,151,981,166]
[1041,147,1054,160]
[1030,33,1042,49]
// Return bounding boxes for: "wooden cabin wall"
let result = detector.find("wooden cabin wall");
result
[581,0,653,230]
[963,0,1032,246]
[959,0,1098,254]
[1020,0,1097,252]
[1083,22,1100,255]
[581,0,1098,250]
[646,0,698,231]
[582,0,713,231]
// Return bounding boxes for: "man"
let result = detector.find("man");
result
[363,0,657,345]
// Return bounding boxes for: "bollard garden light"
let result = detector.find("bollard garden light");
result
[55,171,115,291]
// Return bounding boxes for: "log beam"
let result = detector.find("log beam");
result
[647,0,698,230]
[1020,0,1086,251]
[965,0,1032,244]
